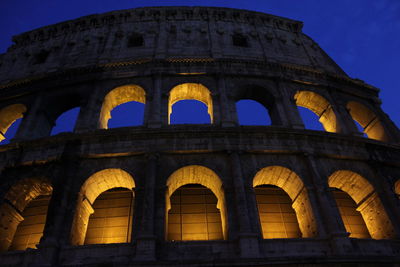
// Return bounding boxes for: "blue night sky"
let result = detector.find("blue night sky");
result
[0,0,399,137]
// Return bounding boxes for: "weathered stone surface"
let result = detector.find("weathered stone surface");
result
[0,6,399,267]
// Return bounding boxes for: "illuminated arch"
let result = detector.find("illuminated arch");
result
[0,104,26,142]
[328,170,395,239]
[71,168,135,245]
[347,101,388,141]
[395,180,400,199]
[166,165,227,240]
[294,91,338,132]
[0,178,52,251]
[168,83,213,124]
[99,84,146,129]
[253,166,317,237]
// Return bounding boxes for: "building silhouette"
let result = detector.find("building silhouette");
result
[0,6,399,266]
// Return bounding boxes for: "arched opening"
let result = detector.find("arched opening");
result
[294,91,339,132]
[236,99,271,125]
[0,178,52,251]
[166,165,227,240]
[99,84,146,129]
[170,100,211,124]
[50,107,80,135]
[347,101,388,141]
[253,166,317,238]
[254,185,301,238]
[0,104,26,143]
[168,83,213,124]
[328,170,395,239]
[234,85,280,125]
[71,168,135,245]
[167,184,223,241]
[330,188,370,238]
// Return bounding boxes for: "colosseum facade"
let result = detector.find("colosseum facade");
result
[0,6,399,267]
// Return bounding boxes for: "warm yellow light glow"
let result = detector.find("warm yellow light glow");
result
[168,185,223,241]
[0,178,52,252]
[253,166,317,238]
[166,165,227,240]
[0,104,26,142]
[255,185,301,238]
[84,189,133,245]
[168,83,213,124]
[294,90,338,133]
[99,84,146,129]
[328,170,395,239]
[331,189,370,239]
[9,195,51,250]
[347,101,388,141]
[71,168,135,246]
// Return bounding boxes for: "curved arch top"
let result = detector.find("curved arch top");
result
[99,84,146,129]
[295,91,339,133]
[0,104,26,142]
[168,83,213,124]
[166,165,227,239]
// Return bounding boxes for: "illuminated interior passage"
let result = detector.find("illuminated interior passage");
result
[255,185,301,238]
[331,189,370,238]
[84,188,134,244]
[236,99,271,125]
[9,195,51,250]
[167,184,223,241]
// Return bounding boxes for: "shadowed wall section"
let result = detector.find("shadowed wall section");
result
[328,170,394,239]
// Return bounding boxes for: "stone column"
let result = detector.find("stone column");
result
[229,151,260,258]
[147,74,162,128]
[302,153,353,255]
[330,97,361,136]
[136,153,158,260]
[275,80,304,129]
[207,12,222,58]
[14,95,53,140]
[74,84,104,132]
[217,74,236,127]
[37,140,85,265]
[0,201,23,251]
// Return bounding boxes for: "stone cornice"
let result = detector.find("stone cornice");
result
[9,7,303,49]
[0,58,379,96]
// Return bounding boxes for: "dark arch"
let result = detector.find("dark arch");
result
[0,104,26,143]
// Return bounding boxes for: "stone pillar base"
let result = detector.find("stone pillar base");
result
[238,233,260,258]
[135,235,157,261]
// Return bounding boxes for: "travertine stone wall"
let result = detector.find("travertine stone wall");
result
[0,6,399,267]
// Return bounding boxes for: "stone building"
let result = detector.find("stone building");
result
[0,6,399,267]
